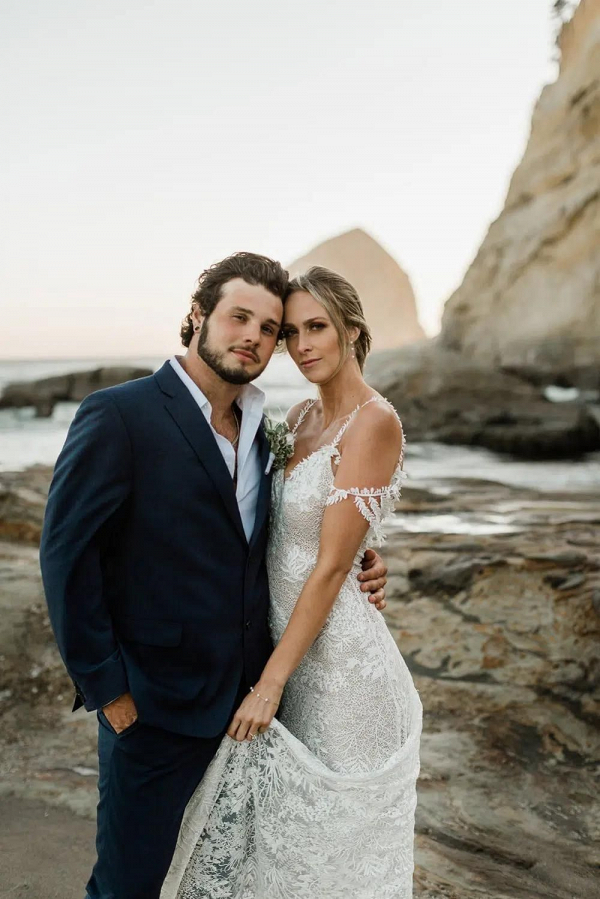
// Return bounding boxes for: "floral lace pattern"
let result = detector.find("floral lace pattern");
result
[162,398,422,899]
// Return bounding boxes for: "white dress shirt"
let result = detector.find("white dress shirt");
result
[169,356,266,542]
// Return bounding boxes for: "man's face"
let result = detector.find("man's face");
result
[194,278,284,385]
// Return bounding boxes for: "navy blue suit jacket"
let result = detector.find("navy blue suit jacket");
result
[40,361,274,737]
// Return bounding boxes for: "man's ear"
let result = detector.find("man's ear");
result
[191,303,204,331]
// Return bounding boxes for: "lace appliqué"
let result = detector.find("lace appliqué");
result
[326,469,407,547]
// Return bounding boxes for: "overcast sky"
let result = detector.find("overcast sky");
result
[1,0,559,359]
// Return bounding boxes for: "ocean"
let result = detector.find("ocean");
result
[1,357,599,498]
[0,355,313,473]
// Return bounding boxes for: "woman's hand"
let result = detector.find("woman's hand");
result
[227,680,284,742]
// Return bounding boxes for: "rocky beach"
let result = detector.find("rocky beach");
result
[1,458,599,898]
[1,2,599,894]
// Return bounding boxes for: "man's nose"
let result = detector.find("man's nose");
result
[242,323,261,345]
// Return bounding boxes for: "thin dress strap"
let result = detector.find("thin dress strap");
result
[291,398,318,437]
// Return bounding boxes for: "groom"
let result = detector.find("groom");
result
[40,252,388,899]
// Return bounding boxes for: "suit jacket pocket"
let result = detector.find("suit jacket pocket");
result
[115,615,183,647]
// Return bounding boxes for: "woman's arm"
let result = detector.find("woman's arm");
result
[228,401,403,741]
[287,399,389,608]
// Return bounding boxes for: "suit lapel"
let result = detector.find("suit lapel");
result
[155,362,247,544]
[249,417,272,550]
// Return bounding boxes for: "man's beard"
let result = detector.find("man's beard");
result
[196,318,258,385]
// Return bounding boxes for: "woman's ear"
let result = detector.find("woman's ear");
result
[348,326,360,345]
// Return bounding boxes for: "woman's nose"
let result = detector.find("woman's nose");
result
[298,335,312,354]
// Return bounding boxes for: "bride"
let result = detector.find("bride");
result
[162,266,422,899]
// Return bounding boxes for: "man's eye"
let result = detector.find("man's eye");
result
[262,326,274,335]
[233,314,246,322]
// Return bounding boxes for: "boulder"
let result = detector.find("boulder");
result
[0,366,153,417]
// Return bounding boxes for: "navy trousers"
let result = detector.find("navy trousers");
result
[86,689,245,899]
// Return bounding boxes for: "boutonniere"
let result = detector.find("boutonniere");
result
[263,417,295,474]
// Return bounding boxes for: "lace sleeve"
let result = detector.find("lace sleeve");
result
[325,468,407,546]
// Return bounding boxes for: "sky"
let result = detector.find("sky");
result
[1,0,561,359]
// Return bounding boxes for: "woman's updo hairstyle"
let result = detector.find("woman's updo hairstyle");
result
[286,266,372,372]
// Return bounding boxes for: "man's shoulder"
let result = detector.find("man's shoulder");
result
[81,370,161,413]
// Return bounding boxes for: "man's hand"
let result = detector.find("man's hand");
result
[358,548,388,611]
[102,692,138,734]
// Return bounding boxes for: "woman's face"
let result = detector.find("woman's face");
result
[282,290,344,384]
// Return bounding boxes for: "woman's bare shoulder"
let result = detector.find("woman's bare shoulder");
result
[346,395,403,450]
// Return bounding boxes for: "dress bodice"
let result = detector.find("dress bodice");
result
[267,396,407,633]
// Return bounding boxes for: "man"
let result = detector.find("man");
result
[40,252,388,899]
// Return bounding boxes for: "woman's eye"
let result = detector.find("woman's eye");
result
[310,322,325,331]
[233,314,246,322]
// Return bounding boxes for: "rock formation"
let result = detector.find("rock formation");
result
[0,366,153,417]
[366,340,600,458]
[287,229,425,350]
[441,0,600,388]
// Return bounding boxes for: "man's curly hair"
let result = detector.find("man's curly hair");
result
[180,252,289,346]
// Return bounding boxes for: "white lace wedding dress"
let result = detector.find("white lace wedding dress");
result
[161,397,422,899]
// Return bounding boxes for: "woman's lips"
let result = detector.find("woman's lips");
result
[301,358,321,368]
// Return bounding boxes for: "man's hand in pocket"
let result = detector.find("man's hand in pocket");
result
[102,692,138,734]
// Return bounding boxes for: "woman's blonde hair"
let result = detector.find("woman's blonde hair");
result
[285,266,372,372]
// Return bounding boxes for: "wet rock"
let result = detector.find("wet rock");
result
[543,572,587,590]
[0,366,153,417]
[409,556,505,596]
[525,550,588,566]
[0,467,52,543]
[366,341,600,459]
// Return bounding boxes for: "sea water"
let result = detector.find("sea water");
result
[0,355,312,472]
[1,356,599,498]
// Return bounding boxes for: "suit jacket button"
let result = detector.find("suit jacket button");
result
[245,620,251,630]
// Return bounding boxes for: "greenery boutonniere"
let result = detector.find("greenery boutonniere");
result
[263,417,295,473]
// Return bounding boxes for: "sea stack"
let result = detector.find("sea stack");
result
[288,228,425,351]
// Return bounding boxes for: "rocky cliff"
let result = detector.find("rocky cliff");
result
[288,229,425,350]
[441,0,600,388]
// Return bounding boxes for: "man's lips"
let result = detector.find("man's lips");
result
[231,348,258,363]
[301,358,321,368]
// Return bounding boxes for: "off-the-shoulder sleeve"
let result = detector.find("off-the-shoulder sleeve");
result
[325,467,407,546]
